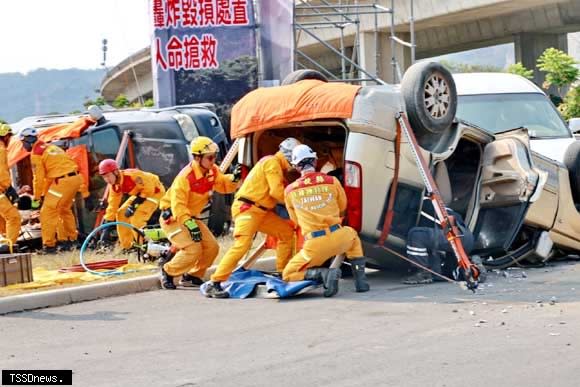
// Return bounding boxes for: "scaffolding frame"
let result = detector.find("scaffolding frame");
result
[293,0,416,85]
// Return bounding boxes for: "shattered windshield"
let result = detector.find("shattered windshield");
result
[456,93,571,139]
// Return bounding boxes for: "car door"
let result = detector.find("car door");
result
[472,127,546,254]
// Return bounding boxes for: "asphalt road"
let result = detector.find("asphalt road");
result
[2,261,580,387]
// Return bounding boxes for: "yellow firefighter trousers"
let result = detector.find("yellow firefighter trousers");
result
[161,217,219,278]
[211,201,295,282]
[57,207,79,242]
[40,174,83,248]
[0,195,21,244]
[116,196,161,249]
[283,226,364,282]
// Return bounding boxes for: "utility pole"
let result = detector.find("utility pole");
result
[101,38,108,70]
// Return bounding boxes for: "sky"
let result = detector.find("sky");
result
[0,0,151,74]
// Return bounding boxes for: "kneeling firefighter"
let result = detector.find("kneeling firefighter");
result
[19,128,83,254]
[98,159,166,252]
[158,136,241,290]
[282,144,369,297]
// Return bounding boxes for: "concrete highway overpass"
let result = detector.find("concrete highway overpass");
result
[101,0,580,103]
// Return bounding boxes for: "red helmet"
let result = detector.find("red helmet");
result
[98,159,119,175]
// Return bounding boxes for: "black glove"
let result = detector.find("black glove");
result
[232,164,243,182]
[5,186,18,204]
[184,218,202,242]
[124,204,137,218]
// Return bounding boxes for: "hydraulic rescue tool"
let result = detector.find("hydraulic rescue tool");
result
[380,112,480,292]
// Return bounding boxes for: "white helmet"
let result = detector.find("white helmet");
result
[279,137,301,162]
[291,144,317,166]
[19,127,38,140]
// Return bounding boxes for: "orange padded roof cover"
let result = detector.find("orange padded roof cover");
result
[230,80,361,138]
[8,116,96,167]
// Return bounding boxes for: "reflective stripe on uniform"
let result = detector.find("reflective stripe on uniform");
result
[407,246,428,256]
[168,229,183,239]
[146,197,159,204]
[48,189,63,198]
[236,215,252,221]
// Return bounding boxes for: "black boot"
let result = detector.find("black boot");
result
[57,240,72,252]
[322,268,341,297]
[160,268,176,290]
[179,274,204,287]
[304,268,329,283]
[37,245,57,255]
[204,281,229,298]
[350,257,370,292]
[304,268,341,298]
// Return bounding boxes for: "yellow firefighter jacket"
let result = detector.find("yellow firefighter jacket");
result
[284,171,347,235]
[104,169,165,221]
[234,151,290,210]
[31,142,78,200]
[160,160,238,225]
[0,142,12,192]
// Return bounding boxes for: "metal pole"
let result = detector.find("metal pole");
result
[340,28,346,80]
[350,0,361,81]
[339,0,346,80]
[410,0,416,63]
[374,2,379,80]
[390,0,396,82]
[292,0,297,71]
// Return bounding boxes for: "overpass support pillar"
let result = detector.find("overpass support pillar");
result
[515,32,568,90]
[359,32,411,84]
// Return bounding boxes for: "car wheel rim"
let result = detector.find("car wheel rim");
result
[424,73,450,119]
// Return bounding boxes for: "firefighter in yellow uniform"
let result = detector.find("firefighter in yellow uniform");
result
[283,145,370,297]
[0,124,21,247]
[98,159,165,252]
[19,128,83,254]
[159,136,241,290]
[206,137,300,298]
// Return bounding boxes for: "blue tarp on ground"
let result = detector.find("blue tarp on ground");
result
[200,268,319,299]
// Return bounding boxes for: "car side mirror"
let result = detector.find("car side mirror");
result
[569,118,580,133]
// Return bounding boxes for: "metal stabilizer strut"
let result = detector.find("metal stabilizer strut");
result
[395,112,479,292]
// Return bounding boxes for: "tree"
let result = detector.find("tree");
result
[536,48,579,98]
[144,98,154,107]
[0,118,6,124]
[559,85,580,120]
[507,62,534,79]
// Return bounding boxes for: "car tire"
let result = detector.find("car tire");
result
[281,69,328,86]
[564,141,580,202]
[401,62,457,151]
